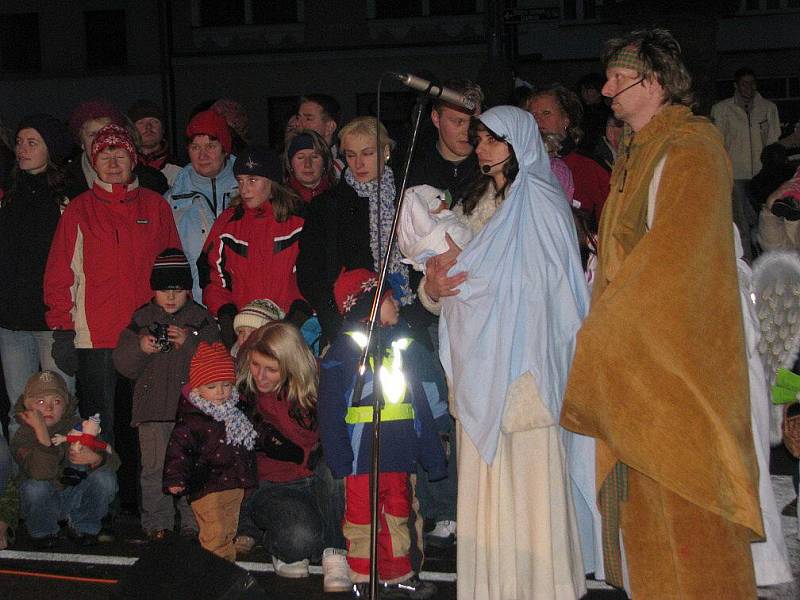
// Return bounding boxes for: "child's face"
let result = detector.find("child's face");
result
[236,326,256,348]
[249,351,282,394]
[194,381,234,405]
[26,394,65,425]
[154,289,190,314]
[431,200,448,215]
[380,295,400,327]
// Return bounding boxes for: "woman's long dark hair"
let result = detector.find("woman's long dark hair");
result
[461,119,519,216]
[2,159,68,210]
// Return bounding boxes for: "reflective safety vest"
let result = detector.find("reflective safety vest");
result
[344,331,415,424]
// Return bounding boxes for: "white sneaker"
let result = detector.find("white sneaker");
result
[426,520,456,547]
[272,555,310,578]
[322,547,352,592]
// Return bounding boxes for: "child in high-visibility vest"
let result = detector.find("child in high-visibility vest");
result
[317,268,446,597]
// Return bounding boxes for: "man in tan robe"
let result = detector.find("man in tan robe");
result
[561,28,764,599]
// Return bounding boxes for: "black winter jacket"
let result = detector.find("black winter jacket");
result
[296,173,375,342]
[0,171,65,330]
[406,140,478,208]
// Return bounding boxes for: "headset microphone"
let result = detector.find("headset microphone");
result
[611,78,645,99]
[481,156,510,174]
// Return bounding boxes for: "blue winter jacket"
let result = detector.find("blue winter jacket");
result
[318,323,447,481]
[164,158,238,303]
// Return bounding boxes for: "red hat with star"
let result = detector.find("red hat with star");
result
[333,268,394,320]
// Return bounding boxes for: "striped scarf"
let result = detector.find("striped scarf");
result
[188,388,257,450]
[345,166,413,305]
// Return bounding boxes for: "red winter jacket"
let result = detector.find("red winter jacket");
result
[44,179,181,349]
[202,202,304,316]
[563,151,610,223]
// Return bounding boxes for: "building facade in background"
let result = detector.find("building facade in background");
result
[0,1,797,152]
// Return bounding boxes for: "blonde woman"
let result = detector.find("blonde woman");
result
[233,322,350,592]
[297,116,413,345]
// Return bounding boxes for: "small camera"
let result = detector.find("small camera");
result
[148,323,172,353]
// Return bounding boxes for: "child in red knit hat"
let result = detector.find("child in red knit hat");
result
[163,341,257,561]
[318,269,445,597]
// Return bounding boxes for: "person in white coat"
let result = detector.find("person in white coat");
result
[712,68,781,259]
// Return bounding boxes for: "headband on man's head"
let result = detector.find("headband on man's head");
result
[607,45,645,74]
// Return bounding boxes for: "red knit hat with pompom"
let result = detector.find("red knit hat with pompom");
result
[190,342,236,389]
[91,123,138,169]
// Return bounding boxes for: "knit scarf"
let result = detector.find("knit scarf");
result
[138,144,169,171]
[288,175,331,203]
[344,166,413,305]
[188,388,257,450]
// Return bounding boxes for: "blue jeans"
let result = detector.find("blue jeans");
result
[315,461,346,550]
[415,414,457,522]
[0,328,76,440]
[20,468,117,538]
[238,475,327,562]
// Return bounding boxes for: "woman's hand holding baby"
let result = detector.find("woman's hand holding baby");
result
[424,234,467,301]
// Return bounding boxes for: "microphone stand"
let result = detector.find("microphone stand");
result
[349,82,429,599]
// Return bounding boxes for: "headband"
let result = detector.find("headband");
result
[607,45,645,73]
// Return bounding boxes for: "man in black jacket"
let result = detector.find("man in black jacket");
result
[406,79,483,207]
[404,80,483,552]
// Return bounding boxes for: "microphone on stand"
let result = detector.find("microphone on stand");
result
[390,73,477,112]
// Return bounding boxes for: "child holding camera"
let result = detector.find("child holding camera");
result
[113,248,220,540]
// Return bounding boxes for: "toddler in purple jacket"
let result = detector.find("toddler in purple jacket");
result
[163,342,257,561]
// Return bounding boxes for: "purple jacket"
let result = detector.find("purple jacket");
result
[163,389,257,502]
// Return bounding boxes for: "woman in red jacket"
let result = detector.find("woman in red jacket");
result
[44,124,181,442]
[201,146,305,348]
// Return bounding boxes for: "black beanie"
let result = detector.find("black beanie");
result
[151,248,193,291]
[16,114,73,166]
[127,99,165,125]
[233,145,283,183]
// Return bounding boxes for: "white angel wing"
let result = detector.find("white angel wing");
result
[752,250,800,445]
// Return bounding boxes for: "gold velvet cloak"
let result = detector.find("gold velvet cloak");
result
[560,105,763,538]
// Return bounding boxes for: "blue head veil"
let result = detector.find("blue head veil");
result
[438,105,590,463]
